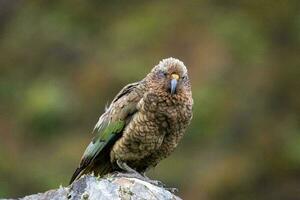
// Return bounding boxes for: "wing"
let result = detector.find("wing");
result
[93,81,141,133]
[70,81,142,183]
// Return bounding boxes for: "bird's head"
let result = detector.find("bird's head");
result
[148,57,190,95]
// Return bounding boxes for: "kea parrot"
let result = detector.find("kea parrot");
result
[70,57,193,184]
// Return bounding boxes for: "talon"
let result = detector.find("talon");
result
[115,162,173,191]
[140,173,166,187]
[165,187,178,193]
[147,179,165,187]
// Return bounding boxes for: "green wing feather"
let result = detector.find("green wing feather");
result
[70,82,141,184]
[69,120,125,183]
[81,120,125,165]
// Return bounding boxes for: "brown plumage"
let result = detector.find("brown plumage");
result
[70,57,193,183]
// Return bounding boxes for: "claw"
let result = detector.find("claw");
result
[115,161,177,193]
[142,176,166,187]
[165,187,179,193]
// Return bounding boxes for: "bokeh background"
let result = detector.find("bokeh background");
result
[0,1,299,199]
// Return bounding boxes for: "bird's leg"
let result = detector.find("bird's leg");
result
[142,172,178,192]
[116,160,139,174]
[114,161,164,186]
[114,161,178,193]
[112,160,145,180]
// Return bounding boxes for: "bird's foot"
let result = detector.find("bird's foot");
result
[114,160,146,180]
[111,172,178,193]
[142,176,178,193]
[141,172,165,187]
[116,160,141,175]
[115,161,178,193]
[141,172,178,193]
[164,187,179,193]
[111,171,144,179]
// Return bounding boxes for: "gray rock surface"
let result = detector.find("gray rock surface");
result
[8,174,181,200]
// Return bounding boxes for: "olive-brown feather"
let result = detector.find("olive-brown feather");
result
[70,57,193,183]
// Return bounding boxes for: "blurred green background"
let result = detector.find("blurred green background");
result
[0,1,299,199]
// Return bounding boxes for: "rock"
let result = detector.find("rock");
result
[12,174,181,200]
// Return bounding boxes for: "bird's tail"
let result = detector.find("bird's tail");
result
[69,122,124,184]
[69,155,113,184]
[69,167,84,184]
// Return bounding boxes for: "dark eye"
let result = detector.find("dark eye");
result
[158,71,167,78]
[182,75,188,80]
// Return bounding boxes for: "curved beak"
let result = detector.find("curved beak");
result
[170,74,179,94]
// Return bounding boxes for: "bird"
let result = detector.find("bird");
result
[70,57,193,184]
